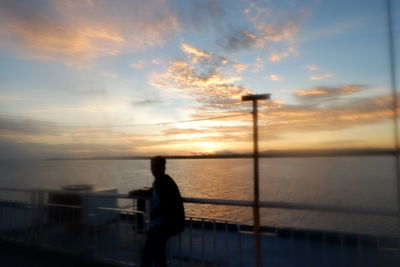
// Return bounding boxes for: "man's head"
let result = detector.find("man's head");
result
[151,156,166,178]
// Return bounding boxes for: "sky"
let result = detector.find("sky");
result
[0,0,399,159]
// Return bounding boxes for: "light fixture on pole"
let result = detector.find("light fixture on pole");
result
[242,93,270,267]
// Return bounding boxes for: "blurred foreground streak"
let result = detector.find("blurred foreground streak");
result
[0,187,399,266]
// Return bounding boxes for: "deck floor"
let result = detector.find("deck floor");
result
[1,218,399,267]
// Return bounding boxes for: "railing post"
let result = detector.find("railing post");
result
[30,192,36,206]
[80,194,91,257]
[145,199,150,231]
[37,192,45,244]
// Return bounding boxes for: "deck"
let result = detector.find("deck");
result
[0,188,399,266]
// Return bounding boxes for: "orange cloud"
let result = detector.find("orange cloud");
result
[266,74,284,81]
[309,73,334,80]
[149,53,251,110]
[295,85,364,99]
[159,91,396,148]
[0,0,180,67]
[269,51,289,62]
[296,88,330,96]
[264,94,395,133]
[233,63,247,73]
[181,43,211,59]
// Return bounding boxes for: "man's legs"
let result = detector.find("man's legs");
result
[140,226,169,267]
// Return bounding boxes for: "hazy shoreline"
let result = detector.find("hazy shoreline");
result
[45,148,397,161]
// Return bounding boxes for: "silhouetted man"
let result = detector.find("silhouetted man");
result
[129,156,185,267]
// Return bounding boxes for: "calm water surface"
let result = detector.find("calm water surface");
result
[0,157,398,236]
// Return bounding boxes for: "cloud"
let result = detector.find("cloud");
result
[165,85,393,147]
[303,64,334,80]
[233,63,247,73]
[218,3,303,59]
[0,0,305,69]
[180,43,215,66]
[130,60,147,69]
[152,59,161,65]
[0,0,180,67]
[0,94,23,102]
[100,72,118,78]
[219,22,299,52]
[295,85,365,100]
[68,86,108,96]
[131,99,163,106]
[181,43,211,59]
[80,88,108,96]
[250,57,264,73]
[153,91,395,151]
[0,115,60,136]
[219,29,259,51]
[269,51,289,62]
[264,93,394,134]
[265,74,284,81]
[162,125,253,143]
[168,0,225,33]
[309,73,334,80]
[256,21,299,45]
[0,136,142,160]
[304,65,319,71]
[0,137,49,160]
[269,45,297,62]
[149,48,251,110]
[0,89,394,159]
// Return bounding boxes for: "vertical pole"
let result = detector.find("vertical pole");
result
[386,0,400,228]
[252,100,262,267]
[242,93,269,267]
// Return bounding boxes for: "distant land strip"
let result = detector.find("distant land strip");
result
[45,148,398,161]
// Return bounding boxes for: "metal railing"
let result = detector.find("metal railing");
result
[0,188,244,266]
[0,187,399,266]
[167,216,243,266]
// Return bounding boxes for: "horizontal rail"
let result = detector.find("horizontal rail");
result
[96,207,144,214]
[183,197,252,207]
[183,198,398,217]
[48,203,81,209]
[0,187,397,217]
[258,201,398,217]
[0,187,128,199]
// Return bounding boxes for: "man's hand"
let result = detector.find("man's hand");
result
[128,190,139,198]
[128,188,151,198]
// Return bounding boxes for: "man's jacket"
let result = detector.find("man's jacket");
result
[152,174,185,236]
[131,174,185,236]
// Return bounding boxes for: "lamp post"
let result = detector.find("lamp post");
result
[242,93,270,267]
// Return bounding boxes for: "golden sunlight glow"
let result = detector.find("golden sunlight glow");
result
[193,142,222,154]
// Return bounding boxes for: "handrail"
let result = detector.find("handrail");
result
[0,187,397,217]
[258,200,397,217]
[183,197,397,217]
[0,187,128,198]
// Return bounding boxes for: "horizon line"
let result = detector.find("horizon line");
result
[44,148,399,161]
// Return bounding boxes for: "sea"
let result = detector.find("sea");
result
[0,156,399,237]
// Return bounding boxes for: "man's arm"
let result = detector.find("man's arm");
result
[128,187,152,198]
